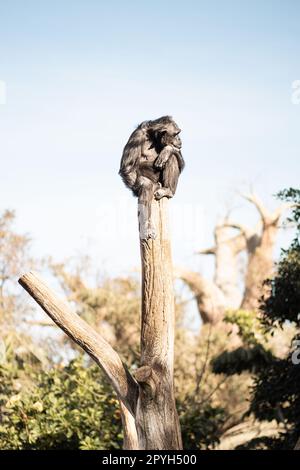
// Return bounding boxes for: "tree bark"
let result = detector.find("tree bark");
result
[136,198,182,449]
[119,400,139,449]
[175,267,226,324]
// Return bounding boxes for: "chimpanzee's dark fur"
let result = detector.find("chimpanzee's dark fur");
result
[120,116,184,198]
[119,116,184,238]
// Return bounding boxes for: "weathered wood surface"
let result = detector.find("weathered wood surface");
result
[136,198,182,449]
[119,400,139,449]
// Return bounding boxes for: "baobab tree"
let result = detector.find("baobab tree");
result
[177,193,294,323]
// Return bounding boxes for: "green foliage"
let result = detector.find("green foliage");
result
[178,399,226,449]
[213,188,300,450]
[225,310,266,346]
[247,189,300,449]
[262,247,300,329]
[213,309,274,376]
[235,435,285,450]
[0,209,266,450]
[261,188,300,329]
[0,356,122,450]
[0,350,228,450]
[212,345,274,376]
[249,354,300,422]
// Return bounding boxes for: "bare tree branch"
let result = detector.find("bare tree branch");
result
[174,267,226,324]
[119,400,139,450]
[24,319,55,327]
[222,222,253,240]
[199,376,228,406]
[195,324,212,395]
[197,246,216,255]
[18,271,138,416]
[241,192,269,222]
[197,226,246,256]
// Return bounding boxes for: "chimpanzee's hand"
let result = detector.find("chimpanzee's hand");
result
[154,145,173,169]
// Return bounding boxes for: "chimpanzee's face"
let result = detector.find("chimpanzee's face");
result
[172,134,182,149]
[161,122,182,149]
[149,118,182,152]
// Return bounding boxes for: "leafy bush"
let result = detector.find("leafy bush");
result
[178,399,226,449]
[0,356,122,450]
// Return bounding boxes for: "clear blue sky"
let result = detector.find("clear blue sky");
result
[0,0,299,291]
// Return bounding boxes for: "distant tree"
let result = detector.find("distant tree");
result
[0,210,33,326]
[50,262,141,366]
[177,193,294,324]
[0,210,46,364]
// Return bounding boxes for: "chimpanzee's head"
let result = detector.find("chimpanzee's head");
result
[147,116,181,151]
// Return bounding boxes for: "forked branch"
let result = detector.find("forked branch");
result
[241,192,269,222]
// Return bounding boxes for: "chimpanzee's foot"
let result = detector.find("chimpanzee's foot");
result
[154,187,174,200]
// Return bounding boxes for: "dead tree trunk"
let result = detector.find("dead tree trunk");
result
[179,193,295,322]
[18,199,182,450]
[211,226,245,308]
[228,194,294,311]
[136,198,182,449]
[199,224,245,309]
[175,222,246,324]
